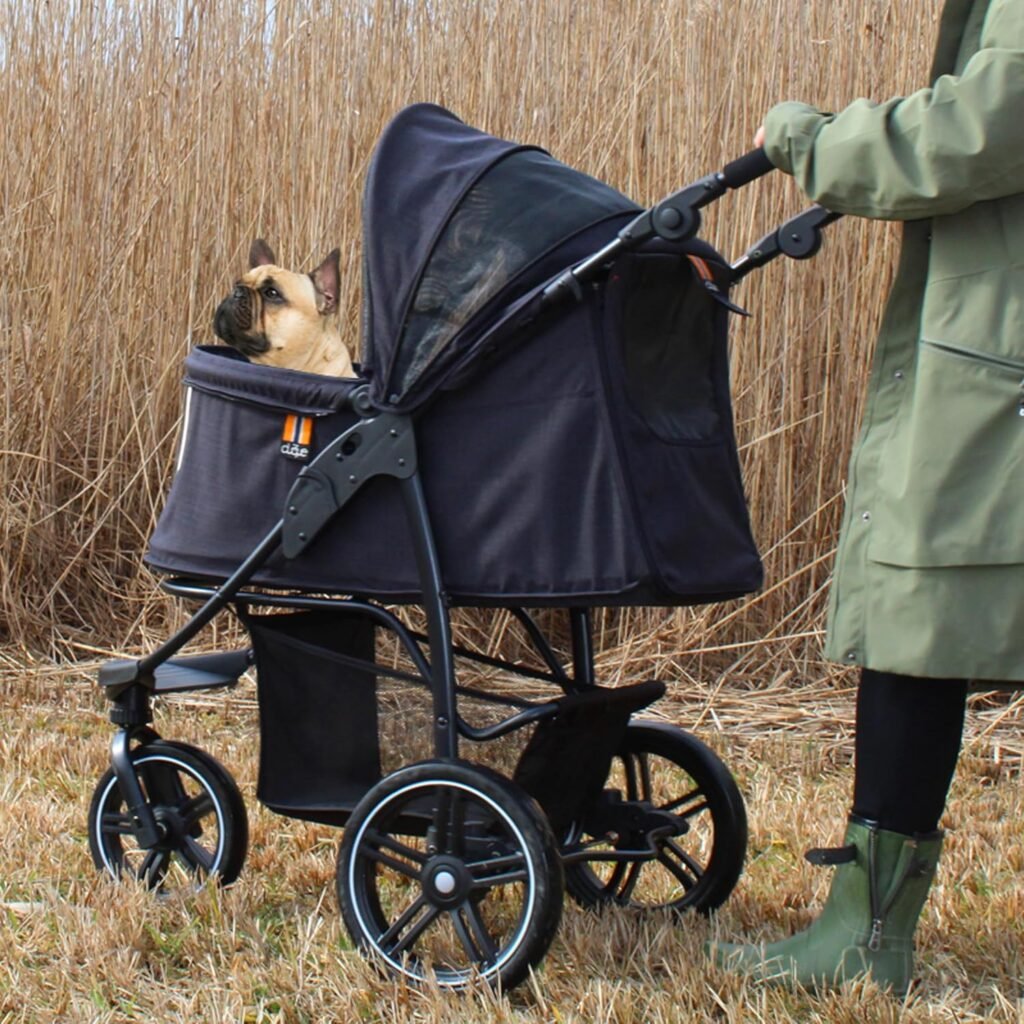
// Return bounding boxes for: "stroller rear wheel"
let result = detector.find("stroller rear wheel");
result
[565,721,746,913]
[88,739,248,891]
[336,759,564,990]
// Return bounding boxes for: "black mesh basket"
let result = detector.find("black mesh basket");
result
[245,609,380,825]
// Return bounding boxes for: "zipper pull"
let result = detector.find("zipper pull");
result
[868,917,884,952]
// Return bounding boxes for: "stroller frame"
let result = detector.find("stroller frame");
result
[91,143,839,989]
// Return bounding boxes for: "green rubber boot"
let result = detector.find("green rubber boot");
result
[709,815,943,993]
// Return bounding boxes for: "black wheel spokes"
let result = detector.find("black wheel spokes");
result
[616,861,644,903]
[378,894,442,956]
[450,901,498,967]
[590,749,709,905]
[90,744,248,893]
[363,828,427,882]
[378,797,524,974]
[467,850,529,888]
[133,769,222,885]
[140,848,171,886]
[654,837,703,892]
[179,835,217,875]
[338,764,565,990]
[564,724,748,916]
[663,787,709,820]
[178,790,215,834]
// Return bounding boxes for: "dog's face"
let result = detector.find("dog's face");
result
[213,240,353,376]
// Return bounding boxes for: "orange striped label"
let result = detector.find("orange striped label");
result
[281,414,313,460]
[282,414,313,446]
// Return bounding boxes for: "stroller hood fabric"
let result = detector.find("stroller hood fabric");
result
[362,103,642,409]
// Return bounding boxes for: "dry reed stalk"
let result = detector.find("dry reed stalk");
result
[2,0,941,682]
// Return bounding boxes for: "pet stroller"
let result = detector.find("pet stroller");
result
[90,104,838,990]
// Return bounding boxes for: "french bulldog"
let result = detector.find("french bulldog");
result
[213,240,355,377]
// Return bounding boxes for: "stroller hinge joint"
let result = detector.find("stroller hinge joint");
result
[282,412,418,558]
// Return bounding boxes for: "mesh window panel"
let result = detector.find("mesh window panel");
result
[394,151,633,397]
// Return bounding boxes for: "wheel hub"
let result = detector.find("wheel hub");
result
[150,806,183,848]
[422,855,472,908]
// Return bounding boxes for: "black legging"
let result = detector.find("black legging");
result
[852,668,968,835]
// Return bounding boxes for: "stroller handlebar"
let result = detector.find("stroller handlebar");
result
[619,150,776,250]
[720,148,775,189]
[541,150,838,308]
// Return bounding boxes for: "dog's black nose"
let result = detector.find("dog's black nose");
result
[213,302,233,341]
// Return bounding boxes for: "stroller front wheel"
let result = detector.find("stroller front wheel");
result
[564,721,747,914]
[88,739,248,891]
[336,759,564,990]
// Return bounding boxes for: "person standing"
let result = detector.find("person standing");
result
[711,0,1024,993]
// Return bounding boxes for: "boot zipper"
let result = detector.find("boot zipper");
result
[868,827,882,951]
[867,832,921,952]
[868,918,884,952]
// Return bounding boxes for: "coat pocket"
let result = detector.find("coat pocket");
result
[869,339,1024,568]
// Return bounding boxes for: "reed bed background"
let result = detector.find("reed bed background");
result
[5,2,1024,1022]
[3,0,935,666]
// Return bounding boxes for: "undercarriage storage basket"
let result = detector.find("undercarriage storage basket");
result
[246,610,380,824]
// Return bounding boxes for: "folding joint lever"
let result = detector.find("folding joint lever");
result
[619,173,728,247]
[282,412,418,558]
[730,204,842,282]
[777,205,842,260]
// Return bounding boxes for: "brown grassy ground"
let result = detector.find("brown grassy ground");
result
[1,650,1023,1023]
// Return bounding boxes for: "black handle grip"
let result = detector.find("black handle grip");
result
[720,148,775,189]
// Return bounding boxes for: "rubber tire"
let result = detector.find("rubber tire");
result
[88,739,248,890]
[565,721,746,914]
[337,759,564,991]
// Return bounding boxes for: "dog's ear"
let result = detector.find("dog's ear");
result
[249,239,277,268]
[310,248,341,315]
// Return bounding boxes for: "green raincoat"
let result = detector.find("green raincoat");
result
[762,0,1024,681]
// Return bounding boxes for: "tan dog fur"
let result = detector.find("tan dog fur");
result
[213,240,355,377]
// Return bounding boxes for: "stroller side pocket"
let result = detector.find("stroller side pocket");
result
[245,609,380,825]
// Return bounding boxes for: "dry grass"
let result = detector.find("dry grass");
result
[2,656,1023,1023]
[6,0,1024,1021]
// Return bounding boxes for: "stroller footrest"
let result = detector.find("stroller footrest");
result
[153,651,252,692]
[99,650,251,694]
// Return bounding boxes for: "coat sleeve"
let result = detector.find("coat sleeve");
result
[763,5,1024,220]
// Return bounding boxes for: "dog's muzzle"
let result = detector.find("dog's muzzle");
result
[213,287,269,356]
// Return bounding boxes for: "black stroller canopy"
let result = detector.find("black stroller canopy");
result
[362,104,641,408]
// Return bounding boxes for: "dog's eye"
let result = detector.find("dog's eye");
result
[262,285,283,302]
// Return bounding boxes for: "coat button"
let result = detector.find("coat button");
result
[893,370,904,380]
[845,650,858,663]
[861,511,871,522]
